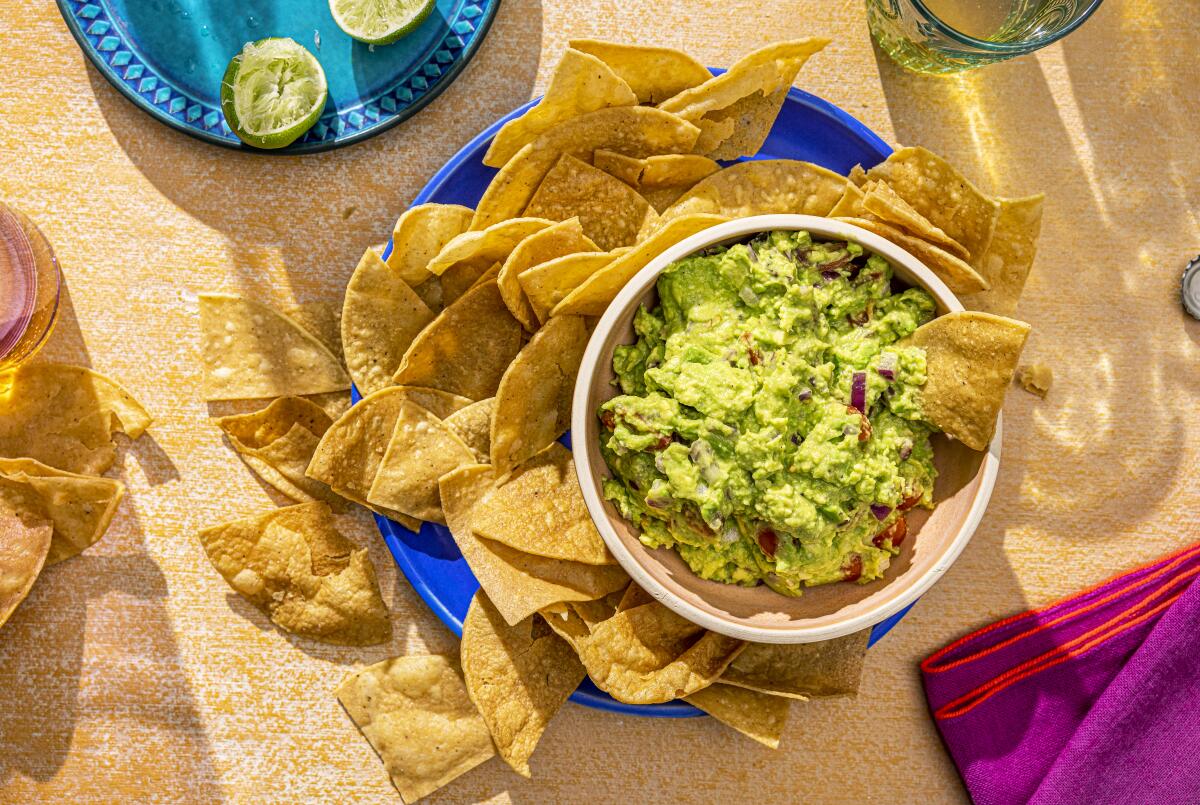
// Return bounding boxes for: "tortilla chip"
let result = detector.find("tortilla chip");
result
[439,260,497,307]
[392,281,524,401]
[307,385,470,526]
[519,251,616,324]
[443,398,493,462]
[721,630,870,699]
[199,501,391,645]
[658,39,827,122]
[367,402,476,524]
[524,154,656,252]
[409,276,445,313]
[0,511,52,629]
[828,181,866,218]
[848,163,869,186]
[568,39,712,104]
[576,601,744,704]
[592,149,645,187]
[426,217,554,278]
[539,592,621,650]
[484,48,637,168]
[640,154,721,188]
[861,180,968,260]
[1016,363,1052,398]
[0,457,124,564]
[287,300,344,359]
[659,159,845,223]
[215,396,344,508]
[199,293,350,401]
[866,146,1000,263]
[473,443,611,565]
[691,116,737,155]
[491,317,589,474]
[551,214,728,317]
[335,655,494,803]
[836,216,989,295]
[386,204,475,288]
[471,106,701,230]
[497,217,597,330]
[340,249,436,397]
[641,186,692,214]
[616,582,654,612]
[684,683,789,748]
[904,311,1031,451]
[461,592,584,777]
[0,363,151,475]
[697,87,791,161]
[439,465,629,626]
[958,194,1045,316]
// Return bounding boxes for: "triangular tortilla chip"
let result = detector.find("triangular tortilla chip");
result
[0,511,52,629]
[199,501,391,645]
[386,204,474,287]
[861,180,969,260]
[484,48,638,168]
[518,251,616,325]
[0,363,151,475]
[659,160,844,223]
[523,155,656,252]
[199,293,350,401]
[335,655,494,803]
[958,194,1045,316]
[461,592,585,777]
[342,248,436,396]
[684,683,790,749]
[497,217,597,330]
[721,630,870,699]
[836,216,989,294]
[443,398,493,462]
[0,457,124,565]
[426,217,554,278]
[568,39,712,104]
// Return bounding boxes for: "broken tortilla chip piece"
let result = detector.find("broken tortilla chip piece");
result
[958,194,1045,316]
[0,457,125,565]
[199,501,391,645]
[551,214,727,317]
[439,465,629,626]
[342,248,436,397]
[392,281,524,401]
[0,511,52,629]
[367,401,477,524]
[199,293,350,401]
[828,181,866,218]
[491,317,589,474]
[473,443,612,566]
[524,155,656,252]
[335,655,494,804]
[684,682,790,749]
[497,217,597,330]
[215,396,345,508]
[0,363,151,475]
[837,216,989,295]
[386,204,475,288]
[903,311,1031,451]
[461,592,585,777]
[442,398,494,462]
[721,630,870,699]
[576,601,744,705]
[484,48,638,168]
[659,160,845,223]
[470,106,701,231]
[568,39,713,105]
[1016,362,1052,398]
[519,251,616,324]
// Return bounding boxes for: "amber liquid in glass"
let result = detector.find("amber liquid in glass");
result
[0,204,60,375]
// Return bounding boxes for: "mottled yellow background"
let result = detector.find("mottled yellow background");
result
[1,0,1197,802]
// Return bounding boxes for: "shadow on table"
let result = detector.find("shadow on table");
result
[83,0,543,309]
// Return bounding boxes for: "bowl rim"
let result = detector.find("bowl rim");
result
[571,214,1002,643]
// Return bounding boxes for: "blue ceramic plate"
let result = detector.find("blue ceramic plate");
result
[56,0,499,153]
[368,84,915,717]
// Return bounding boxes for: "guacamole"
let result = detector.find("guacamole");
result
[599,230,938,595]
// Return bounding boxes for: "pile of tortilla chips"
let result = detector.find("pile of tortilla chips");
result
[0,362,150,630]
[191,38,1045,803]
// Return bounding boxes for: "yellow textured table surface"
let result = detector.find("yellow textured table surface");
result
[1,1,1197,802]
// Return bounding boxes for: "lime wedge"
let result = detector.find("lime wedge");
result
[330,0,437,45]
[220,38,328,150]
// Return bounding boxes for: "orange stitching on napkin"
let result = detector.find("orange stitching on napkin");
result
[923,542,1200,674]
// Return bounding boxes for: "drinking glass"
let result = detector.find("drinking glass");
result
[0,203,61,376]
[866,0,1106,75]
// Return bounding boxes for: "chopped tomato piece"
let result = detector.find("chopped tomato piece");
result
[757,527,778,558]
[872,516,908,549]
[842,553,863,582]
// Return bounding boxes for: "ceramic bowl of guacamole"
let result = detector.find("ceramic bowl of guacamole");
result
[572,214,1001,644]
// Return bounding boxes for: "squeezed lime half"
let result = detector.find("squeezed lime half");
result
[220,38,328,150]
[330,0,437,45]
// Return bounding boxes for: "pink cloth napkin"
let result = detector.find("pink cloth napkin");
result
[922,542,1200,804]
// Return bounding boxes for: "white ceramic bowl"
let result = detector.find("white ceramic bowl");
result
[572,215,1000,644]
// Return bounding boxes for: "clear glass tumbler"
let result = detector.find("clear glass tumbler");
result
[0,203,61,376]
[866,0,1106,75]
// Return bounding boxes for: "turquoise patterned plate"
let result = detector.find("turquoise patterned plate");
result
[56,0,500,154]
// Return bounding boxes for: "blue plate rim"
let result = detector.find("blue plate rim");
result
[369,81,911,717]
[55,0,501,155]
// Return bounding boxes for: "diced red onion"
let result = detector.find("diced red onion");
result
[899,440,913,461]
[870,504,891,521]
[878,368,895,381]
[850,372,867,411]
[746,242,758,262]
[797,387,812,401]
